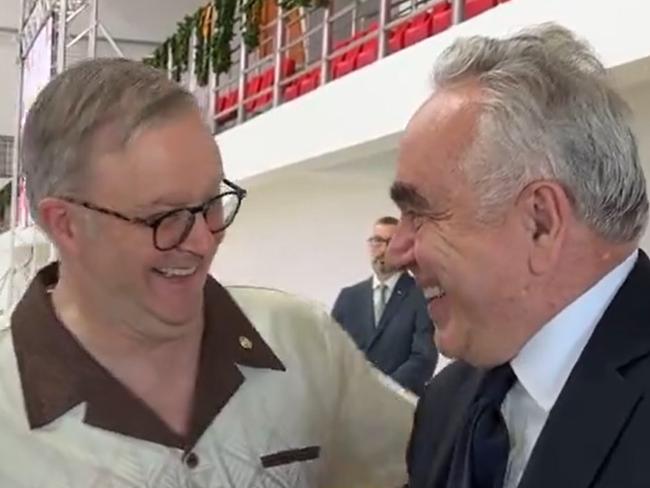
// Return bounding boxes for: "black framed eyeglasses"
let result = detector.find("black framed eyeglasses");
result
[61,178,247,251]
[367,236,391,246]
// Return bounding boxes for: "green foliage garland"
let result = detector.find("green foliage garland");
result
[143,0,328,85]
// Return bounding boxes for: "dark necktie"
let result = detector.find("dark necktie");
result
[375,284,387,326]
[447,364,516,488]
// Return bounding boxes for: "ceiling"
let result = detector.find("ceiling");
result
[1,0,208,43]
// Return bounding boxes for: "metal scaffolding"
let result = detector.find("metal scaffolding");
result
[2,0,124,314]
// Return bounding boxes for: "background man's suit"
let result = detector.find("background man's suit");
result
[332,272,437,396]
[408,250,650,488]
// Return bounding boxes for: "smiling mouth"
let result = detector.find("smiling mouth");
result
[423,285,446,301]
[153,266,199,278]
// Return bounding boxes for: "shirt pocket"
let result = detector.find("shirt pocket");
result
[260,446,321,469]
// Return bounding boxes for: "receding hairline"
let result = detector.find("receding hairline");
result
[405,81,485,163]
[375,215,399,227]
[23,60,200,199]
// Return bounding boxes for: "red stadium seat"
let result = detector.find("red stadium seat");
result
[283,82,299,102]
[216,89,238,123]
[299,69,320,95]
[432,7,452,34]
[332,57,355,79]
[253,92,273,112]
[403,13,431,47]
[388,23,408,53]
[356,38,378,69]
[465,0,496,19]
[244,76,262,112]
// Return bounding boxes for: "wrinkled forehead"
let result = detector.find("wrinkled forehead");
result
[395,87,483,201]
[403,86,482,164]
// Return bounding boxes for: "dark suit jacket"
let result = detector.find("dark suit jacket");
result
[408,250,650,488]
[331,272,437,396]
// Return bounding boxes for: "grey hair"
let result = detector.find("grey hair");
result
[21,58,198,222]
[433,22,648,243]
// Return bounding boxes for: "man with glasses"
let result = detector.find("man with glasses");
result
[0,59,414,487]
[332,216,437,396]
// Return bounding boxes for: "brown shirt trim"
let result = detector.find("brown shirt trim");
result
[11,263,285,450]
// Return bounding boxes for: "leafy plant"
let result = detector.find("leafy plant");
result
[143,0,328,85]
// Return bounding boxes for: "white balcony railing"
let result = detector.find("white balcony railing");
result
[164,0,508,133]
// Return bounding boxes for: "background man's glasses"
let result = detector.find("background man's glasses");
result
[367,236,391,246]
[62,178,247,251]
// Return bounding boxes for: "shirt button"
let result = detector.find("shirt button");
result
[183,451,199,469]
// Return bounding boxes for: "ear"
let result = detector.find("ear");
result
[516,181,571,275]
[37,198,84,256]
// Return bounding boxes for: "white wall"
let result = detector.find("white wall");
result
[212,160,398,309]
[0,32,18,137]
[621,80,650,253]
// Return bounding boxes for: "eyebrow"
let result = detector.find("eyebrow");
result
[136,176,224,211]
[390,181,431,211]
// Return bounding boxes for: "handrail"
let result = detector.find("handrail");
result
[212,0,481,129]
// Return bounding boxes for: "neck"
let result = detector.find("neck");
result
[542,239,634,319]
[376,270,400,283]
[51,265,203,371]
[51,262,205,436]
[510,237,636,361]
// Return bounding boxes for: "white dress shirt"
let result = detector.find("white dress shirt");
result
[501,251,638,488]
[372,272,401,324]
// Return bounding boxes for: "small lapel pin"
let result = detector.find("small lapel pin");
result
[239,336,253,350]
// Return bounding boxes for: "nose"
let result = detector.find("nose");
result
[386,218,415,270]
[179,213,220,255]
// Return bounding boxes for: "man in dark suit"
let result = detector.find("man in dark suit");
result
[332,216,437,396]
[388,23,650,488]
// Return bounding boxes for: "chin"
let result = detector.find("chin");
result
[157,309,202,328]
[151,296,204,328]
[434,328,466,362]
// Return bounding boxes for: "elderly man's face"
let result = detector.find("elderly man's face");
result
[388,86,535,367]
[77,109,223,329]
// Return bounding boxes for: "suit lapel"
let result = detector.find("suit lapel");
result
[425,368,486,488]
[368,273,411,349]
[519,251,650,488]
[519,369,641,488]
[359,279,377,349]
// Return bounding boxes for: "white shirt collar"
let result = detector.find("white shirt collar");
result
[373,272,402,296]
[510,250,638,412]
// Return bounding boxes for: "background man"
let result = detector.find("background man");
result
[332,216,437,396]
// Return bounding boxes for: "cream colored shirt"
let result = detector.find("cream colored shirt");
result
[0,280,416,487]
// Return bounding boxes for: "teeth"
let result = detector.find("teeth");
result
[424,286,446,300]
[156,266,197,278]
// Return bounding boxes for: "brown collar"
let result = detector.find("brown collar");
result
[11,262,285,449]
